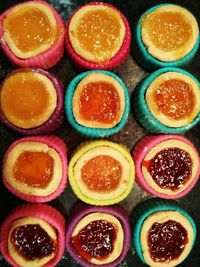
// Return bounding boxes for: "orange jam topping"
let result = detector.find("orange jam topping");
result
[81,155,122,192]
[0,72,50,124]
[76,9,122,61]
[13,151,54,188]
[144,11,192,51]
[79,81,120,124]
[3,5,57,54]
[154,79,195,120]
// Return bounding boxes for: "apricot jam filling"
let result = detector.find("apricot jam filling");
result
[71,220,117,261]
[154,78,195,120]
[79,81,121,125]
[13,151,54,188]
[148,220,188,263]
[3,3,58,58]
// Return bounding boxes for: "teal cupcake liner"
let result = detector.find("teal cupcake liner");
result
[134,3,200,71]
[65,70,130,138]
[131,198,196,264]
[133,67,200,133]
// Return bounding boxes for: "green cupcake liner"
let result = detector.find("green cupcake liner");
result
[133,67,200,133]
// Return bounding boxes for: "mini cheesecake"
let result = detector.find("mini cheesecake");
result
[0,1,65,68]
[3,136,67,202]
[0,68,63,134]
[66,2,131,69]
[68,140,135,205]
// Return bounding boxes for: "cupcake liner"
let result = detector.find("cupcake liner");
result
[2,135,68,203]
[0,0,65,69]
[134,3,200,71]
[66,202,130,267]
[0,68,64,135]
[131,198,196,264]
[133,67,200,133]
[133,134,200,199]
[68,140,135,206]
[65,2,131,70]
[65,70,130,138]
[0,203,65,267]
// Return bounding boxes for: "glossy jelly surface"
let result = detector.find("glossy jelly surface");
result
[13,151,54,188]
[143,147,192,191]
[79,81,120,125]
[148,220,188,262]
[71,220,117,261]
[81,155,122,192]
[154,79,195,120]
[11,224,56,260]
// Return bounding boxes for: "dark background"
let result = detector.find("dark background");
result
[0,0,200,266]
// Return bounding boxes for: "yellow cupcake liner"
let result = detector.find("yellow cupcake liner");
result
[68,140,135,206]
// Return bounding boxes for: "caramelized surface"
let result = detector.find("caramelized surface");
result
[81,155,122,192]
[13,151,54,188]
[154,79,195,120]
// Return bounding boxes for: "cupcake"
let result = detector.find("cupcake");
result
[68,140,135,205]
[135,4,199,70]
[133,134,200,199]
[0,68,63,135]
[66,202,130,267]
[2,135,67,202]
[65,2,131,70]
[131,199,196,267]
[0,0,65,69]
[0,203,65,267]
[65,70,130,137]
[133,67,200,133]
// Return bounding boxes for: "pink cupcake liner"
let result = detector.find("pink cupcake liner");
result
[65,2,131,70]
[2,135,68,203]
[0,203,65,267]
[66,202,130,267]
[0,0,65,69]
[0,68,64,135]
[133,134,200,199]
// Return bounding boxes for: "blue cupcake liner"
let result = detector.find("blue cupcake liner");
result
[65,70,130,138]
[133,67,200,133]
[134,3,200,71]
[131,198,196,264]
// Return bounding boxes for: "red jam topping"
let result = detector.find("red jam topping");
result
[148,220,188,263]
[143,147,192,191]
[71,220,117,261]
[81,155,122,192]
[154,79,195,120]
[13,151,54,188]
[79,81,120,124]
[11,224,56,260]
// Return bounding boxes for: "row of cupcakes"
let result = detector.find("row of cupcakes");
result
[0,67,200,136]
[2,134,200,204]
[0,199,196,267]
[0,1,199,70]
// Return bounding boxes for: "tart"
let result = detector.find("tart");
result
[65,70,130,137]
[133,67,200,133]
[68,140,135,205]
[131,199,196,267]
[66,2,131,70]
[0,203,65,267]
[66,202,130,267]
[0,68,63,135]
[0,1,65,69]
[135,4,199,70]
[133,134,200,199]
[3,135,67,202]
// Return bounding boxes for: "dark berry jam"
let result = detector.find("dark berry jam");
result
[11,224,56,260]
[148,220,188,263]
[71,220,117,261]
[143,147,192,191]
